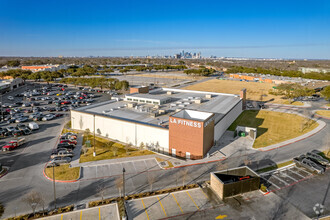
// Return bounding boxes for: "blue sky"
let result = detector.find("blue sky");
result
[0,0,329,58]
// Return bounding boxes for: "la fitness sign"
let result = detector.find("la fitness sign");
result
[170,117,202,128]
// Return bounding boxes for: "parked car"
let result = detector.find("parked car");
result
[2,138,26,151]
[57,143,75,150]
[7,96,14,100]
[46,157,72,167]
[60,139,77,145]
[28,122,39,130]
[306,152,329,166]
[21,128,32,135]
[17,124,28,130]
[50,149,74,159]
[15,117,28,123]
[293,155,325,174]
[42,114,54,121]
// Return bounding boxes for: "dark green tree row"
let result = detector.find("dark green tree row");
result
[321,86,330,101]
[269,83,315,102]
[184,68,216,76]
[0,69,63,84]
[60,77,129,91]
[226,66,330,81]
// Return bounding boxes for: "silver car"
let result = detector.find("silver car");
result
[46,156,71,167]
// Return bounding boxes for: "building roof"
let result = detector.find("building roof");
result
[73,88,241,128]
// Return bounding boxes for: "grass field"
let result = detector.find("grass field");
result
[80,135,154,163]
[228,110,318,148]
[184,78,293,104]
[316,110,330,118]
[45,165,80,181]
[138,73,205,80]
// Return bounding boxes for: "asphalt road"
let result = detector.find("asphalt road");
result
[0,85,329,218]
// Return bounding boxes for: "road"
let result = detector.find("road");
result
[0,88,329,218]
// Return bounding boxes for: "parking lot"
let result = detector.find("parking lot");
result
[127,188,221,220]
[260,165,317,192]
[81,158,161,180]
[41,203,119,220]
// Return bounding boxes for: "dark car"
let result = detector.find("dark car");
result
[11,128,22,136]
[33,116,43,121]
[21,128,32,135]
[57,143,75,150]
[17,124,28,130]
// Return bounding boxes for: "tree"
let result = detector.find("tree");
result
[22,191,43,216]
[6,60,20,67]
[84,128,91,141]
[147,172,156,192]
[139,142,145,151]
[112,145,118,157]
[321,86,330,101]
[97,184,107,204]
[115,177,123,197]
[180,168,188,186]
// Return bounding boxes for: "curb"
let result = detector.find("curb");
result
[314,113,330,120]
[0,167,9,178]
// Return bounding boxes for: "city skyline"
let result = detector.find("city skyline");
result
[0,0,329,59]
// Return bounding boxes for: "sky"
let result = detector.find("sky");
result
[0,0,330,59]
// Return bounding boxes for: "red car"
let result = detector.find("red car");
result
[60,139,77,145]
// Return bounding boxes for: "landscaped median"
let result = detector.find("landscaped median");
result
[80,135,154,163]
[44,165,80,182]
[315,110,330,119]
[257,160,294,173]
[228,110,318,149]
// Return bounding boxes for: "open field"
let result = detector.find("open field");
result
[228,110,318,148]
[45,164,80,181]
[80,135,154,163]
[316,110,330,118]
[138,73,205,80]
[184,78,292,103]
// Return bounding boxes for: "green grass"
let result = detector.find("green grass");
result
[45,164,80,181]
[80,135,154,163]
[229,110,318,148]
[257,160,294,173]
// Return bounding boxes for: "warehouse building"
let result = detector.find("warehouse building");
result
[71,87,245,159]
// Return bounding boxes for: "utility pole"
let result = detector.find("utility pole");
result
[122,167,126,218]
[53,164,57,210]
[93,114,96,157]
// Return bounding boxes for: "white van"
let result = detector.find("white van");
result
[28,122,39,130]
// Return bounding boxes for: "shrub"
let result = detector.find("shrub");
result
[260,184,268,192]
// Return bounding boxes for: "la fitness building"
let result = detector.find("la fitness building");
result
[71,87,245,159]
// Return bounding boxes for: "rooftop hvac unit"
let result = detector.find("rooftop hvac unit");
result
[176,101,182,104]
[184,102,190,105]
[102,110,110,113]
[194,99,202,104]
[175,108,182,112]
[170,103,177,107]
[188,96,194,99]
[205,94,212,99]
[183,98,189,101]
[167,91,173,95]
[178,104,185,108]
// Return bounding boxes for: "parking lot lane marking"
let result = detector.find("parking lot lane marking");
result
[141,199,150,220]
[171,193,184,214]
[262,177,280,189]
[186,191,199,210]
[288,169,305,178]
[272,174,290,185]
[60,214,63,220]
[200,189,209,200]
[295,167,313,175]
[157,196,167,217]
[80,210,82,220]
[280,171,298,182]
[99,207,101,220]
[216,214,228,219]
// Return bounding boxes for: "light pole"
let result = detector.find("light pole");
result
[52,164,57,210]
[93,114,96,157]
[122,167,126,218]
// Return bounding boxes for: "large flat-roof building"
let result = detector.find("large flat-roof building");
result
[71,87,244,159]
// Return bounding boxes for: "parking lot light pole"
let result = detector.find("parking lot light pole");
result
[53,164,57,210]
[93,114,96,157]
[122,167,126,199]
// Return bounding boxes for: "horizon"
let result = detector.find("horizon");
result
[1,0,329,59]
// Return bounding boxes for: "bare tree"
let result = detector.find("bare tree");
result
[97,184,107,204]
[180,168,188,186]
[139,142,145,151]
[81,144,88,155]
[112,145,118,157]
[84,128,91,141]
[22,191,43,216]
[115,177,123,197]
[147,172,156,192]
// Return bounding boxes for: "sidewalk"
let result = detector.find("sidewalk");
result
[265,102,311,108]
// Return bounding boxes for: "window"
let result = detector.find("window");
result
[139,100,145,103]
[127,98,132,101]
[153,101,159,104]
[133,99,138,102]
[146,101,152,103]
